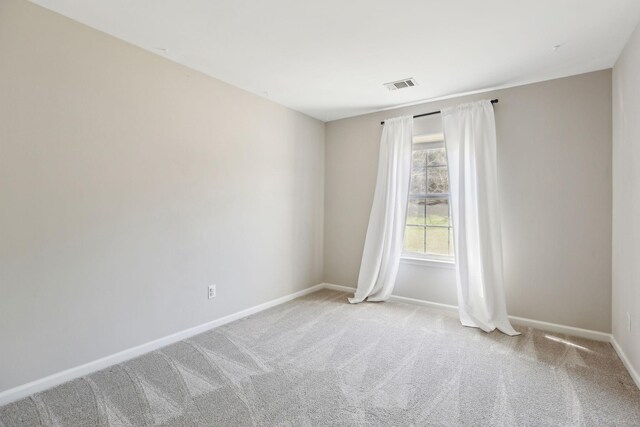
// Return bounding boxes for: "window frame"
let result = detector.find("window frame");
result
[401,134,455,265]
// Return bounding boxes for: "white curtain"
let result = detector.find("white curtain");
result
[349,116,413,303]
[441,100,520,336]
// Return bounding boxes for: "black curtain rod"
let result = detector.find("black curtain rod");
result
[380,99,499,125]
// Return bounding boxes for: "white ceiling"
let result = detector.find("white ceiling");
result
[30,0,640,122]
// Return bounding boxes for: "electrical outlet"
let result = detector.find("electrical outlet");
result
[208,285,216,299]
[627,312,631,332]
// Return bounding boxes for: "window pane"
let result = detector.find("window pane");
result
[410,149,427,194]
[404,143,454,260]
[427,147,447,166]
[413,148,427,166]
[427,166,448,194]
[426,226,450,256]
[406,198,426,225]
[404,226,425,254]
[426,199,449,226]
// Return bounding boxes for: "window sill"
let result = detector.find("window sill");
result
[400,256,455,269]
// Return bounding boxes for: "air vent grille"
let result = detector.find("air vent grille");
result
[384,78,418,91]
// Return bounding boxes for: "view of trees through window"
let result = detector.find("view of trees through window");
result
[403,142,454,259]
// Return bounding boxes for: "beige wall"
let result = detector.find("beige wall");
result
[0,0,324,393]
[325,70,613,332]
[613,22,640,378]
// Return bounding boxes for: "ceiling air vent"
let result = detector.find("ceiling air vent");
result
[384,78,418,91]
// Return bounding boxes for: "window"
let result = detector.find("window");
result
[403,134,454,261]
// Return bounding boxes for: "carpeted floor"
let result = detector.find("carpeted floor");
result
[1,289,639,426]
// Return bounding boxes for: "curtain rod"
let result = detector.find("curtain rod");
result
[380,99,499,125]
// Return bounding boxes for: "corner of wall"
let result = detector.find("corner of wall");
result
[611,17,640,390]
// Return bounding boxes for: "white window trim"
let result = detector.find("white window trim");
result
[400,255,455,269]
[402,133,455,263]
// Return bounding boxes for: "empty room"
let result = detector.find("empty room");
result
[1,0,640,425]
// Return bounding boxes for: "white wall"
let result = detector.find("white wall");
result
[612,21,640,379]
[325,70,613,332]
[0,0,324,393]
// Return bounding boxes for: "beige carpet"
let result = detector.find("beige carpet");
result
[1,289,639,426]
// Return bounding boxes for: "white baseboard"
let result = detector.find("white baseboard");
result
[0,283,325,407]
[610,336,640,390]
[321,283,356,293]
[322,283,459,313]
[321,283,610,342]
[507,315,611,342]
[2,282,634,406]
[389,294,459,313]
[322,283,640,387]
[386,284,636,389]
